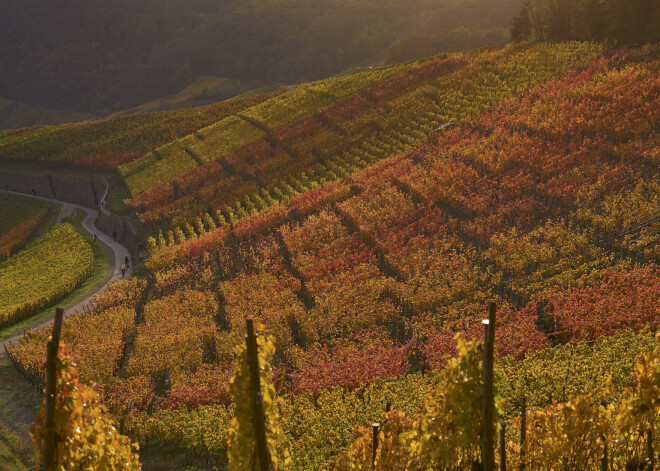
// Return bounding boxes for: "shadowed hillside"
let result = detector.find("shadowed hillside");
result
[0,0,521,114]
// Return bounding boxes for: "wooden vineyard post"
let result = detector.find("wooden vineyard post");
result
[245,319,272,471]
[648,430,654,471]
[372,422,380,469]
[500,422,506,471]
[519,397,527,471]
[44,307,64,471]
[600,436,607,471]
[482,302,497,471]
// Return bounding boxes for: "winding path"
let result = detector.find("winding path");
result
[0,191,134,356]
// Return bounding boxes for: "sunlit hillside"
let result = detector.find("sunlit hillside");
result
[3,41,659,469]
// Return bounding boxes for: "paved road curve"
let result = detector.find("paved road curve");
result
[0,191,134,356]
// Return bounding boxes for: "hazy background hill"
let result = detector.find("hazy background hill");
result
[0,0,519,117]
[0,98,94,130]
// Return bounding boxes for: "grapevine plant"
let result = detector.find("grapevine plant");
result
[31,344,140,470]
[331,333,502,469]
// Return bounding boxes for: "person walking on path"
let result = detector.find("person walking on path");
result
[121,262,127,278]
[124,256,130,268]
[92,232,97,243]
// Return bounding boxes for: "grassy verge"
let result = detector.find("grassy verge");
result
[0,357,40,470]
[0,438,26,471]
[0,209,114,341]
[0,423,34,471]
[104,173,132,217]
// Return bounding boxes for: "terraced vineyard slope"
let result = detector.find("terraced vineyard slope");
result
[0,223,93,330]
[6,43,659,469]
[0,193,56,260]
[124,42,603,242]
[0,90,283,169]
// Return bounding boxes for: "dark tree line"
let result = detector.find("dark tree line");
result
[0,0,520,115]
[510,0,660,43]
[386,28,509,64]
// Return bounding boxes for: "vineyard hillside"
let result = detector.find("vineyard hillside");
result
[0,222,93,331]
[0,90,284,169]
[0,97,94,131]
[0,193,57,261]
[122,42,603,240]
[5,43,660,469]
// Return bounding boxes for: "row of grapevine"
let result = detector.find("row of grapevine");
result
[0,222,94,329]
[0,208,47,260]
[117,51,464,206]
[0,192,52,236]
[143,50,658,289]
[334,328,660,471]
[120,57,430,196]
[4,43,660,469]
[7,259,660,469]
[131,41,604,241]
[0,89,284,169]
